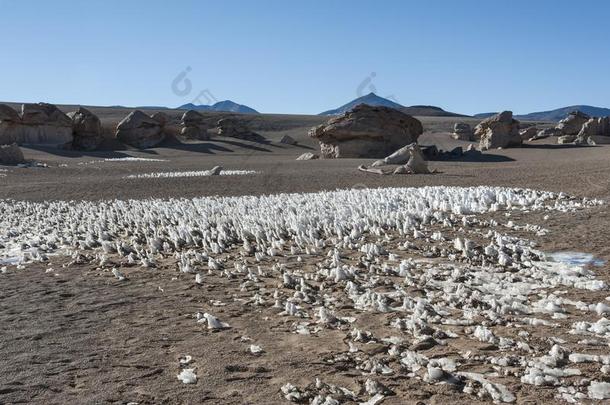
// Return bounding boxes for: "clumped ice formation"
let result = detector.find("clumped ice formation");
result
[0,186,606,403]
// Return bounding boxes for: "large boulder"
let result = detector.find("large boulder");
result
[116,110,165,148]
[217,118,264,142]
[0,143,25,165]
[451,122,474,141]
[474,111,521,150]
[68,107,102,151]
[556,111,590,135]
[575,117,610,144]
[179,110,208,140]
[309,104,423,158]
[0,102,72,146]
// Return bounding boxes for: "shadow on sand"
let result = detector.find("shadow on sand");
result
[430,153,515,163]
[521,143,591,150]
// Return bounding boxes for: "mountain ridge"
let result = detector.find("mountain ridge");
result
[475,105,610,122]
[178,100,259,114]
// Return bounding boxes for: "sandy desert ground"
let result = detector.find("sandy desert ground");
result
[1,112,610,404]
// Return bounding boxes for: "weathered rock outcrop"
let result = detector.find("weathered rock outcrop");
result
[68,107,102,151]
[0,143,25,165]
[217,118,264,142]
[575,117,610,145]
[474,111,521,150]
[309,104,423,158]
[116,110,165,148]
[0,103,73,146]
[556,111,590,135]
[519,126,538,140]
[180,110,209,140]
[451,123,474,141]
[359,143,430,174]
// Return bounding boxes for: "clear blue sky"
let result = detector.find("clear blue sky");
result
[1,0,609,115]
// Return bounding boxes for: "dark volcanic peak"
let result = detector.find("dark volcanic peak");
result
[320,93,467,117]
[320,92,404,115]
[178,100,259,114]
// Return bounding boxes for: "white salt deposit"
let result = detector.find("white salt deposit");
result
[125,169,257,179]
[177,368,197,384]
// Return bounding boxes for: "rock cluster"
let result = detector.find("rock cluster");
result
[68,107,102,151]
[575,116,610,145]
[0,143,25,165]
[217,118,263,142]
[474,111,521,150]
[0,103,73,146]
[180,110,209,140]
[309,104,423,158]
[116,110,166,148]
[451,123,473,141]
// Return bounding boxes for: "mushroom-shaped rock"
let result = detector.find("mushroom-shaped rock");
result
[451,122,474,141]
[474,111,521,150]
[0,143,25,165]
[309,104,423,158]
[116,110,165,148]
[556,111,590,135]
[68,107,102,151]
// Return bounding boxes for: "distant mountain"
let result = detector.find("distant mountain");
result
[473,112,497,119]
[135,106,170,110]
[178,100,259,114]
[320,93,466,117]
[400,105,468,117]
[320,93,404,115]
[474,105,610,122]
[516,105,610,122]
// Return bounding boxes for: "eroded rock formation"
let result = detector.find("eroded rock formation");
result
[309,104,423,158]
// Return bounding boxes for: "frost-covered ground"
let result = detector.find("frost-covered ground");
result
[1,186,609,403]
